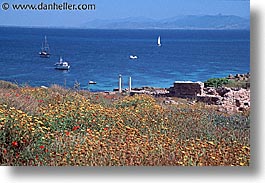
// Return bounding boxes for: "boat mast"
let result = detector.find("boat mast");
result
[41,42,44,51]
[44,36,50,52]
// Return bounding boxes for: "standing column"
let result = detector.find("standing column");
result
[128,77,132,92]
[118,74,122,93]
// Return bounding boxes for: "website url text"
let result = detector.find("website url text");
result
[1,2,96,11]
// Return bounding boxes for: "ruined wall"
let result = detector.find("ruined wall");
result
[167,81,250,113]
[168,82,204,98]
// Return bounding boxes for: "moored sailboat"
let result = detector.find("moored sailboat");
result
[39,36,50,58]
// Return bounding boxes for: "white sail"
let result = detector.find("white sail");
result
[157,36,161,46]
[39,36,50,57]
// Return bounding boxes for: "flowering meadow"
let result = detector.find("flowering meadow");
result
[0,82,250,166]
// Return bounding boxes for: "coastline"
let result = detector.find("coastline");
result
[1,72,250,114]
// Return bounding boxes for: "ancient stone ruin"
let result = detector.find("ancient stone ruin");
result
[167,81,204,98]
[127,73,250,113]
[167,80,250,113]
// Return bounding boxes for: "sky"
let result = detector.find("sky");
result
[0,0,250,27]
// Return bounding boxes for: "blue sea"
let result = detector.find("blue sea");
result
[0,27,250,91]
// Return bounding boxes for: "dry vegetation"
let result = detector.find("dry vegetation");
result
[0,81,250,166]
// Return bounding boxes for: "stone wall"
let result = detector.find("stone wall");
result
[196,95,222,105]
[167,82,204,98]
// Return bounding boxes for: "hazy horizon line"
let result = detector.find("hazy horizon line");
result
[0,25,250,31]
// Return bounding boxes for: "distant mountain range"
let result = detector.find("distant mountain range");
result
[82,15,249,30]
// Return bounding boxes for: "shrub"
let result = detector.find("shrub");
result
[204,78,230,88]
[224,80,250,89]
[0,80,19,89]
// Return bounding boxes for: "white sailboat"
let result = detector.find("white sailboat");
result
[39,36,50,58]
[157,36,161,46]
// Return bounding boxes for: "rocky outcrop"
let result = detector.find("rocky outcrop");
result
[228,73,250,81]
[227,73,250,89]
[197,87,250,113]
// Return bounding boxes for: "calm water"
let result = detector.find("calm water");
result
[0,27,250,91]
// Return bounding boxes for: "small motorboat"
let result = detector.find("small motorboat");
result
[54,57,70,70]
[88,80,97,84]
[129,55,138,59]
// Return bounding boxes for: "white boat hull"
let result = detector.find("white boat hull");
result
[129,55,138,59]
[39,51,50,58]
[55,65,70,70]
[89,81,97,84]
